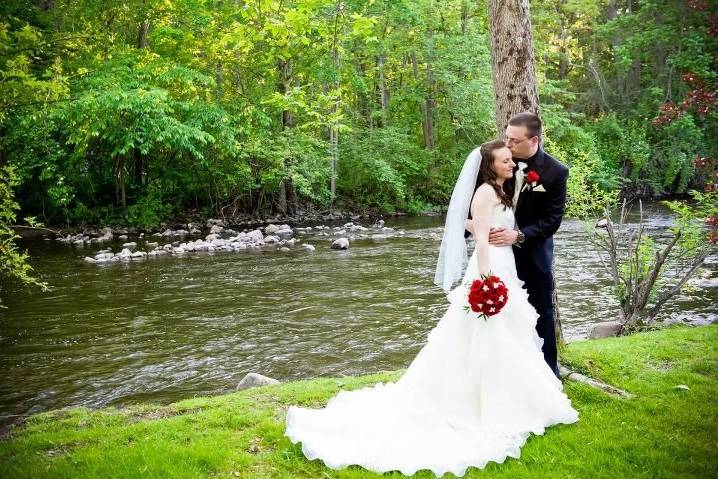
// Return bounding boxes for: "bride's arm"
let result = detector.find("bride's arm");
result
[470,186,495,277]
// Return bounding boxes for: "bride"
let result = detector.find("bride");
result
[285,140,579,477]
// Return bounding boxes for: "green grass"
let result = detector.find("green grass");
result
[1,325,716,478]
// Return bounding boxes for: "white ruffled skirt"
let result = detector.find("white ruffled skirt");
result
[285,247,579,477]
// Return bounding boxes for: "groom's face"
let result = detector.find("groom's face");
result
[505,125,539,160]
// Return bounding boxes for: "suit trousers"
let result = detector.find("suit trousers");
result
[515,258,559,378]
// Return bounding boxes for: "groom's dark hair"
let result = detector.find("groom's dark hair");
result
[508,112,542,139]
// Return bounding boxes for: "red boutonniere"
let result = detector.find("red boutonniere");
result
[526,170,540,184]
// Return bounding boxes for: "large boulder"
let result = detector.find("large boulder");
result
[236,373,280,391]
[276,228,293,238]
[245,229,264,243]
[264,224,280,235]
[331,238,350,250]
[588,321,623,339]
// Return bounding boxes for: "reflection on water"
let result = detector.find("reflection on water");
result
[1,203,716,423]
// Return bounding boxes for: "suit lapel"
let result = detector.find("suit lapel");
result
[513,163,527,210]
[515,149,545,212]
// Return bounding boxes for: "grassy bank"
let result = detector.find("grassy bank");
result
[1,325,716,478]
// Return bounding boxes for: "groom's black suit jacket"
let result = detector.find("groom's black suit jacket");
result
[512,148,569,276]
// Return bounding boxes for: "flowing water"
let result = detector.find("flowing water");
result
[1,202,716,424]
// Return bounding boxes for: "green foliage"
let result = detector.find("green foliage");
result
[649,115,702,193]
[338,127,431,211]
[541,106,619,218]
[0,165,47,306]
[0,0,715,229]
[664,189,718,253]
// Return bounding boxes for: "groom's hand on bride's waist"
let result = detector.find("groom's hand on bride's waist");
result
[488,227,519,247]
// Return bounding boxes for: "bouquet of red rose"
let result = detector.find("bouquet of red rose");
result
[466,274,509,319]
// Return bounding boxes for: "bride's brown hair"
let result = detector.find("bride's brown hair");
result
[474,139,515,209]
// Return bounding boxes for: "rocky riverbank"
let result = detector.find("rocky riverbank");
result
[48,217,407,264]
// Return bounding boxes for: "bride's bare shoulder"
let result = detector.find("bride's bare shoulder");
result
[473,184,499,202]
[470,184,499,211]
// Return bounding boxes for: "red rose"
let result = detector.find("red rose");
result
[466,276,509,319]
[526,171,540,183]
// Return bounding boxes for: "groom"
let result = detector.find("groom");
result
[488,112,569,379]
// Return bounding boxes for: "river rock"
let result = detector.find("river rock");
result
[276,228,293,238]
[331,238,350,250]
[236,373,280,391]
[209,224,223,234]
[205,233,219,241]
[131,251,146,259]
[302,243,316,252]
[83,256,97,263]
[334,229,346,236]
[280,247,290,252]
[374,219,385,228]
[122,242,137,249]
[245,229,264,243]
[264,224,280,234]
[588,321,623,339]
[595,218,608,228]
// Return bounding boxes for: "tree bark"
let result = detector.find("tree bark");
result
[137,20,149,48]
[487,0,539,135]
[277,59,294,128]
[328,1,342,207]
[411,51,435,149]
[377,54,389,120]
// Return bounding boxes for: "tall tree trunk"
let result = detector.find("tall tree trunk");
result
[277,180,287,215]
[487,0,539,135]
[488,0,565,353]
[276,58,296,215]
[133,148,143,185]
[277,59,294,128]
[411,51,435,149]
[132,13,150,189]
[328,1,342,208]
[377,54,389,122]
[137,20,149,48]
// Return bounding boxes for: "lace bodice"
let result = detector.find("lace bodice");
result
[489,203,515,230]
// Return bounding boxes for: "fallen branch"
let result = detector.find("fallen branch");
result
[11,225,62,235]
[559,366,635,399]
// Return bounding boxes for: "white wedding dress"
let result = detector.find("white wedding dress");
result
[285,203,579,477]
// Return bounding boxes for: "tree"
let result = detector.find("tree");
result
[487,0,539,134]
